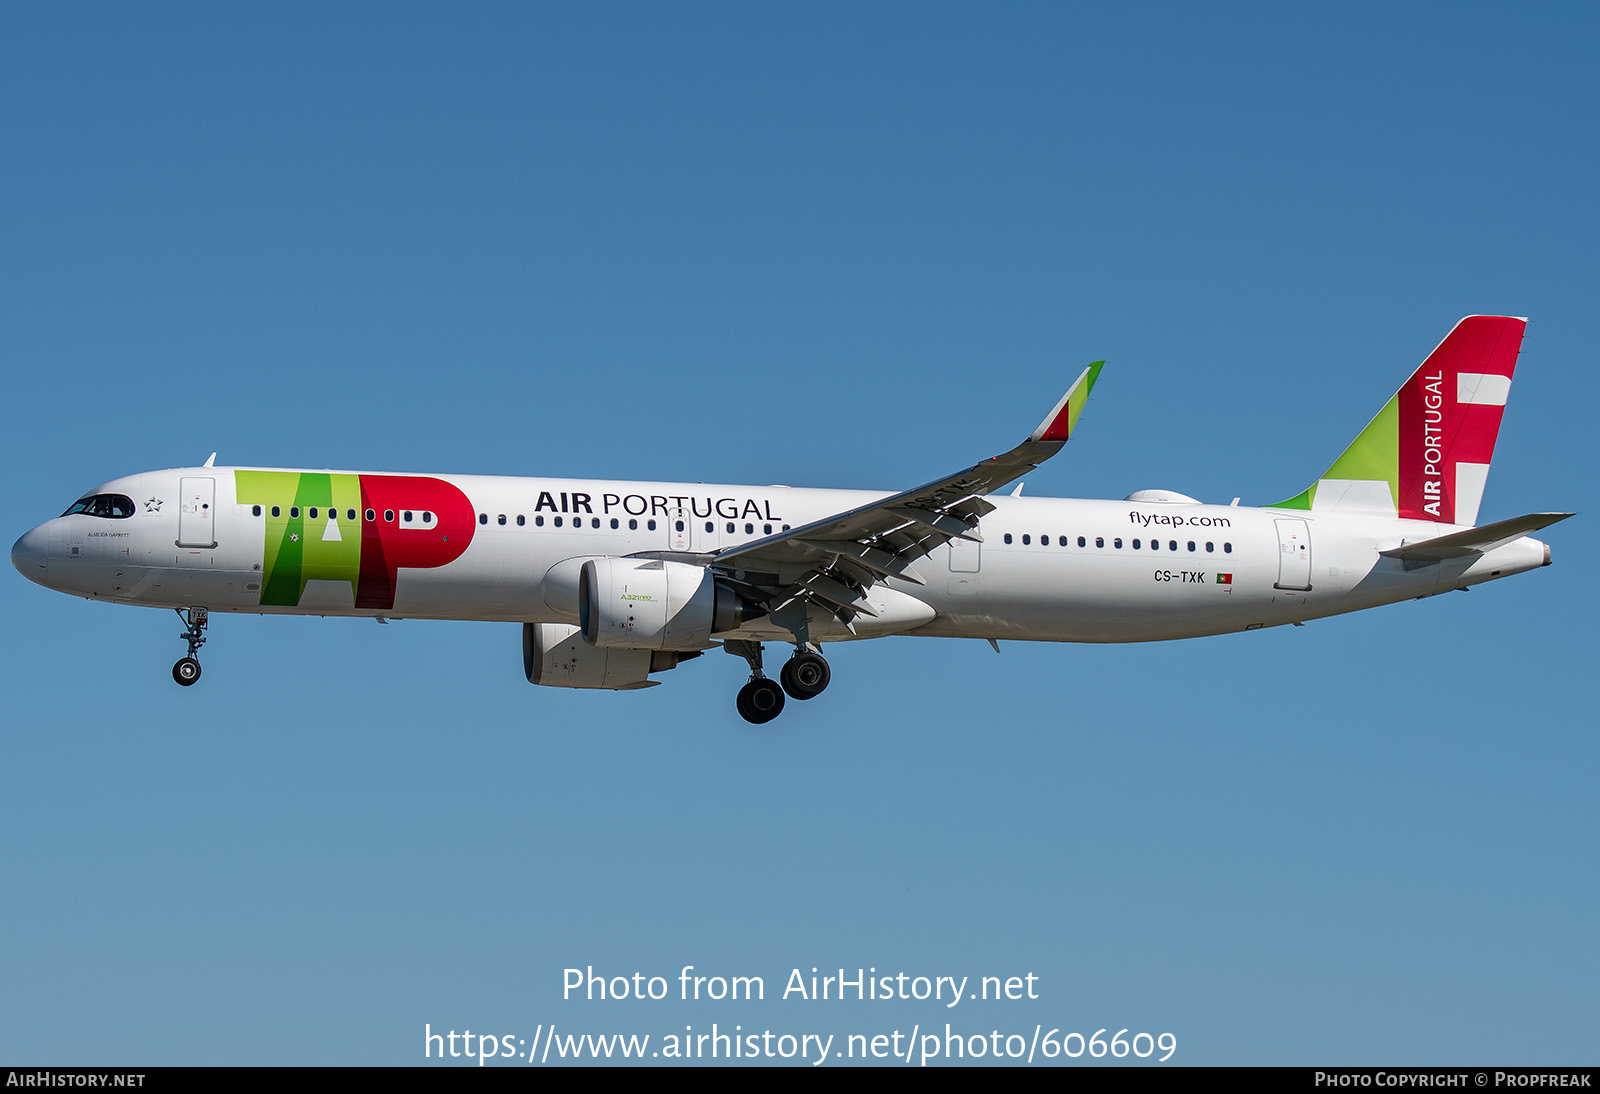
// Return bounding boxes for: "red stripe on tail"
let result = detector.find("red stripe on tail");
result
[1396,316,1524,523]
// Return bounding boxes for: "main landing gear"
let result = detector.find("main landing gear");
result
[172,606,208,686]
[779,650,830,701]
[725,641,832,724]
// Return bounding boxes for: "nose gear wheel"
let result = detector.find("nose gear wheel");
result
[172,607,209,687]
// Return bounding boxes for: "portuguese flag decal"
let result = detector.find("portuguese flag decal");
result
[1217,573,1233,585]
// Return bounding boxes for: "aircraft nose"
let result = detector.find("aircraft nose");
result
[11,525,49,582]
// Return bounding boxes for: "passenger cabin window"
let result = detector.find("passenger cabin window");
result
[648,520,658,531]
[517,515,526,526]
[251,505,262,517]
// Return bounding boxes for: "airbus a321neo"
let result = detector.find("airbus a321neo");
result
[12,316,1569,723]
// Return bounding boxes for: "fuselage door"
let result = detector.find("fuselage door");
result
[670,506,691,552]
[1273,518,1312,591]
[177,477,218,548]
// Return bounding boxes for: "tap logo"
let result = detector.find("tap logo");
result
[235,471,476,611]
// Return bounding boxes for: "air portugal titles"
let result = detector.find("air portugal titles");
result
[529,489,784,523]
[235,471,475,611]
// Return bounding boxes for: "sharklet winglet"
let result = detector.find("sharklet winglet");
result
[1029,360,1104,443]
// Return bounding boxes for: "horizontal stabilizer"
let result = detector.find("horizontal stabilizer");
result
[1380,512,1573,563]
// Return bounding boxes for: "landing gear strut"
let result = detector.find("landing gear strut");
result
[780,649,830,700]
[172,607,208,687]
[726,640,784,724]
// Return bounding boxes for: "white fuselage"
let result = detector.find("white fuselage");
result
[12,465,1553,645]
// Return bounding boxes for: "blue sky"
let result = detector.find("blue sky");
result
[2,3,1595,1066]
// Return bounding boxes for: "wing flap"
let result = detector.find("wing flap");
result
[796,540,928,584]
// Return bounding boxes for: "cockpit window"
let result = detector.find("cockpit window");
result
[61,494,136,519]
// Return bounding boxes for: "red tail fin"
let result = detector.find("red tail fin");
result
[1398,316,1524,524]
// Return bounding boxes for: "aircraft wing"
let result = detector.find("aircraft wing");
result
[702,361,1104,629]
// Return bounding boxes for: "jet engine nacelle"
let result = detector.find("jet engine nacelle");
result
[523,622,697,690]
[579,558,741,650]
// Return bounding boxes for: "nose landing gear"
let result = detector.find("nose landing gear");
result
[172,607,208,687]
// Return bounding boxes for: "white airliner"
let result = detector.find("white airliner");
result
[11,316,1569,723]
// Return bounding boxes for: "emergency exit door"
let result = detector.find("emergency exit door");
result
[948,536,981,573]
[669,506,691,551]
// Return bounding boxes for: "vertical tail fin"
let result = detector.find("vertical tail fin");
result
[1271,316,1526,526]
